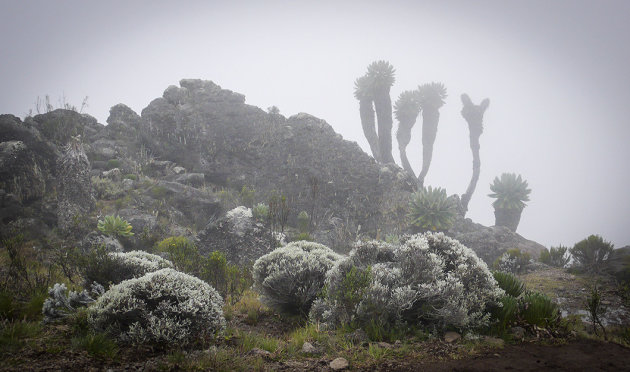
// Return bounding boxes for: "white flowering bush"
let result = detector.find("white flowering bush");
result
[88,268,225,346]
[253,241,343,314]
[84,249,174,287]
[310,233,503,331]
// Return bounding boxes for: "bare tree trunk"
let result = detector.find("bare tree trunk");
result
[374,92,395,164]
[461,134,481,214]
[397,117,417,178]
[359,98,380,162]
[417,109,439,187]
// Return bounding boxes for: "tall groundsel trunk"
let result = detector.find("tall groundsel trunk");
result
[461,134,481,213]
[359,98,380,162]
[374,91,394,164]
[417,108,439,187]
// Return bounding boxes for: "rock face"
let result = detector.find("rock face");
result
[128,79,416,237]
[448,216,546,264]
[56,137,94,235]
[196,206,277,265]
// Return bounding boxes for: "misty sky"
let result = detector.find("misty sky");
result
[1,0,629,248]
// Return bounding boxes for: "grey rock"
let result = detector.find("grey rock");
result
[102,168,122,181]
[247,348,271,357]
[444,331,461,343]
[448,216,546,264]
[174,172,205,187]
[330,357,349,370]
[301,341,317,354]
[81,231,123,253]
[511,326,526,339]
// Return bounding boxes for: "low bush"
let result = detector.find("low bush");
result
[42,283,98,323]
[155,236,199,274]
[88,268,225,346]
[311,233,503,332]
[253,241,342,315]
[539,245,570,268]
[493,248,531,274]
[252,203,269,223]
[570,235,614,272]
[82,248,173,287]
[91,177,125,200]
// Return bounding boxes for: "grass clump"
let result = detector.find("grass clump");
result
[71,332,119,359]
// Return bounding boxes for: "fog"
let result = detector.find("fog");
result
[1,0,629,248]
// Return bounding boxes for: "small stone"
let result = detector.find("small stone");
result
[511,326,526,339]
[483,336,505,347]
[301,341,317,354]
[394,340,402,346]
[377,341,393,349]
[173,166,186,174]
[444,331,461,343]
[248,348,271,357]
[330,357,349,370]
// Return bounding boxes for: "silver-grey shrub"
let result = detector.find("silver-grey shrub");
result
[310,232,503,331]
[253,241,343,315]
[88,268,225,346]
[85,250,174,287]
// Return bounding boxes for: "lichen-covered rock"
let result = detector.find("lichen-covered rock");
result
[196,206,278,265]
[56,136,94,234]
[448,217,546,265]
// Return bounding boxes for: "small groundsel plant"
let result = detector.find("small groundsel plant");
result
[539,245,570,268]
[88,268,225,346]
[493,248,531,274]
[490,271,559,333]
[408,186,457,232]
[311,233,503,333]
[586,284,607,339]
[252,203,269,223]
[97,215,134,238]
[570,235,614,273]
[253,241,342,315]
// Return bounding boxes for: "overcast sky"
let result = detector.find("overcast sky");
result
[1,0,629,248]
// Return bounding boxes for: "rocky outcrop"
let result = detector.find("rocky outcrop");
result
[124,79,416,237]
[196,206,277,265]
[448,217,546,264]
[56,137,94,235]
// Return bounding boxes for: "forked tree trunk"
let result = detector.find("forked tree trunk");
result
[359,98,380,162]
[397,116,418,178]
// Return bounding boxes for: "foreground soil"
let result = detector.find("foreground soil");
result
[376,339,630,372]
[3,337,629,371]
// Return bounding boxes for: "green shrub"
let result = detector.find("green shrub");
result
[586,284,607,338]
[82,247,172,287]
[252,203,269,223]
[155,236,200,274]
[123,174,137,181]
[292,232,313,242]
[149,185,169,200]
[570,235,614,272]
[106,159,120,170]
[408,186,457,232]
[0,321,41,352]
[239,185,255,208]
[297,211,310,233]
[519,291,559,327]
[493,248,531,274]
[97,215,134,237]
[91,176,125,200]
[539,245,570,268]
[492,271,524,298]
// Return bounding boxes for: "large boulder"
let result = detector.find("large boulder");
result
[448,217,546,264]
[196,206,277,265]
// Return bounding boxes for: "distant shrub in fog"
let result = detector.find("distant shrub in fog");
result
[83,248,173,287]
[311,233,502,331]
[88,268,225,346]
[253,241,342,315]
[570,235,613,272]
[493,248,531,274]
